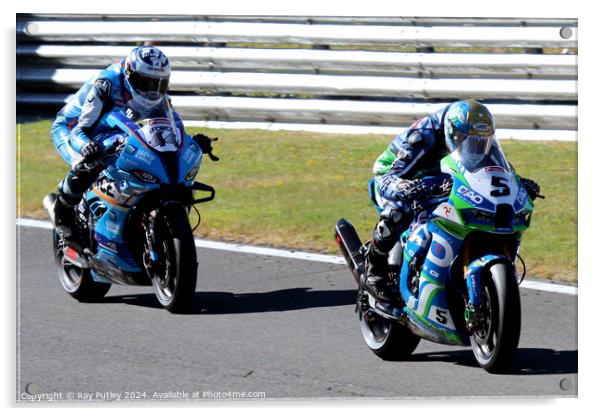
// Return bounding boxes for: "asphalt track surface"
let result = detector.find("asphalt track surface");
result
[17,226,577,402]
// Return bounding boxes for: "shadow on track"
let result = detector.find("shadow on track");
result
[100,287,357,314]
[408,348,577,375]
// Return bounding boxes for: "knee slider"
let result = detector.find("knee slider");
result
[381,206,403,224]
[376,219,393,240]
[375,207,402,241]
[373,217,400,254]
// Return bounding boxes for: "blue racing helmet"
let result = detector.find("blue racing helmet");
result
[124,46,171,110]
[443,99,496,165]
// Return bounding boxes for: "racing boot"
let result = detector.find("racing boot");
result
[43,192,77,240]
[362,242,396,303]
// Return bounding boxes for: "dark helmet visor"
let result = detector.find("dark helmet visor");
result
[128,71,169,95]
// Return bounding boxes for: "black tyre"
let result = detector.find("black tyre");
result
[470,262,521,373]
[359,308,420,360]
[53,231,111,301]
[149,204,198,313]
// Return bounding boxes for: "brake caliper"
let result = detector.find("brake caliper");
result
[356,291,370,316]
[464,304,479,333]
[142,212,160,273]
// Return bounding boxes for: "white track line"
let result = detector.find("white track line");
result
[193,238,345,264]
[18,218,53,230]
[17,218,576,296]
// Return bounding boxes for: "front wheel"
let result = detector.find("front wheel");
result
[53,231,111,301]
[470,262,521,373]
[359,305,420,360]
[149,204,198,313]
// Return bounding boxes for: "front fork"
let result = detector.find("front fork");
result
[463,255,514,332]
[142,211,160,273]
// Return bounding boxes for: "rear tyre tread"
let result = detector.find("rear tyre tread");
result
[360,310,421,361]
[373,323,421,361]
[54,232,111,302]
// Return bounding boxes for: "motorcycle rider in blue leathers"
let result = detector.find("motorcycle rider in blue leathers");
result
[47,45,217,239]
[363,99,541,302]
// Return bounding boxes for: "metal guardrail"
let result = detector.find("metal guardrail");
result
[20,20,578,48]
[17,93,576,130]
[17,68,577,101]
[18,15,579,26]
[17,45,577,79]
[16,15,578,138]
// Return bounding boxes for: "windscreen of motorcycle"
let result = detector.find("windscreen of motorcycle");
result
[138,118,182,152]
[452,138,522,210]
[455,136,510,173]
[121,99,183,152]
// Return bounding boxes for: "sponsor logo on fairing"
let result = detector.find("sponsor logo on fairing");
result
[183,146,199,164]
[450,156,467,175]
[429,269,440,278]
[134,149,155,165]
[457,185,484,205]
[431,242,445,259]
[99,241,119,254]
[104,220,120,235]
[485,166,505,173]
[516,188,528,205]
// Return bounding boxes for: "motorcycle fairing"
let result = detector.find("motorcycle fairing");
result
[83,107,202,284]
[401,221,465,345]
[108,111,203,186]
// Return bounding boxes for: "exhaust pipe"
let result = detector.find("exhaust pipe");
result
[62,244,93,268]
[42,193,58,227]
[334,218,365,285]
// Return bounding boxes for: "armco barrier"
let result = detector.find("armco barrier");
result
[16,14,577,139]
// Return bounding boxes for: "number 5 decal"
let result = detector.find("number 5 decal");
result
[435,308,448,325]
[491,176,510,197]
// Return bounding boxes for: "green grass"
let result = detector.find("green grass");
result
[500,140,577,282]
[17,120,577,282]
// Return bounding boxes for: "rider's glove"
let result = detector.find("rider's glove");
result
[396,179,429,202]
[520,177,542,200]
[80,141,102,160]
[192,133,220,161]
[396,175,453,213]
[429,175,453,198]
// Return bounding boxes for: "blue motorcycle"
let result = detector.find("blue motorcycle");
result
[43,101,216,312]
[335,139,539,372]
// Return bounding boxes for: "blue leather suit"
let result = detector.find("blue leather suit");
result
[370,104,451,255]
[51,60,186,204]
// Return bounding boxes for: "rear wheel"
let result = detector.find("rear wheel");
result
[53,231,111,301]
[149,204,198,313]
[359,305,420,360]
[470,262,521,373]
